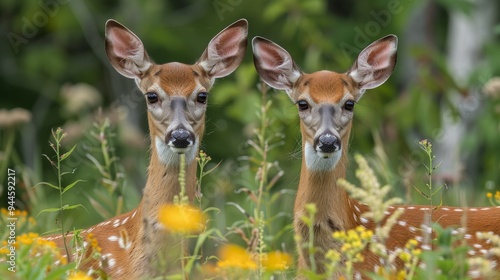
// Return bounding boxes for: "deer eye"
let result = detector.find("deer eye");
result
[297,100,309,111]
[344,100,355,111]
[196,92,208,104]
[146,92,159,104]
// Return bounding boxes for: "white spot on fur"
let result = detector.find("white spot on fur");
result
[454,208,463,212]
[132,210,137,219]
[406,206,415,210]
[441,207,449,211]
[360,217,368,224]
[397,220,407,227]
[108,236,119,242]
[422,244,431,251]
[122,217,130,225]
[113,219,121,228]
[119,236,132,250]
[108,258,116,268]
[464,234,472,239]
[468,250,476,255]
[473,244,482,249]
[469,208,477,212]
[409,226,417,233]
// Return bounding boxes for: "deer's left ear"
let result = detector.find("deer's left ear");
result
[197,19,248,79]
[348,35,398,91]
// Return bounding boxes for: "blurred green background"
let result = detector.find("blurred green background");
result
[1,0,499,251]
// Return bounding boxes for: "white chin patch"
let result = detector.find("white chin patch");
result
[155,136,197,165]
[304,142,341,172]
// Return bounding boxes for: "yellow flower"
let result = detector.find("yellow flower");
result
[17,233,39,246]
[397,270,407,280]
[406,239,418,248]
[325,249,341,262]
[35,238,57,249]
[332,231,346,239]
[412,248,422,256]
[495,191,500,201]
[158,204,206,234]
[87,233,102,253]
[217,244,257,270]
[68,271,92,280]
[399,251,411,263]
[262,251,293,271]
[487,192,493,199]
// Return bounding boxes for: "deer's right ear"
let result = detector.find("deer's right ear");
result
[252,37,302,93]
[105,20,153,79]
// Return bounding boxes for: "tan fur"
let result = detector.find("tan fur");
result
[252,35,500,279]
[45,19,248,279]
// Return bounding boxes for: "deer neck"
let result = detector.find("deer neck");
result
[295,127,357,231]
[139,147,197,218]
[130,135,198,276]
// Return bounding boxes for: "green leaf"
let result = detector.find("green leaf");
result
[62,179,85,194]
[60,144,77,161]
[37,207,61,217]
[34,181,60,190]
[62,204,87,212]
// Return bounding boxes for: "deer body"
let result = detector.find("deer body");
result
[45,19,248,278]
[252,36,500,278]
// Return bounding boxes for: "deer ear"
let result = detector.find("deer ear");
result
[105,19,153,79]
[349,35,398,91]
[252,37,302,93]
[197,19,248,79]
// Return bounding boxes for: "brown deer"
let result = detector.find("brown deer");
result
[252,35,500,278]
[45,19,248,278]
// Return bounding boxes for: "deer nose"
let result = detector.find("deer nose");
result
[318,134,340,154]
[169,128,193,149]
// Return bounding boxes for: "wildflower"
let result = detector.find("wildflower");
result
[399,251,411,263]
[397,270,407,280]
[60,83,102,115]
[483,77,500,99]
[68,271,92,280]
[338,155,403,224]
[217,244,257,270]
[87,233,102,253]
[495,191,500,201]
[325,249,341,262]
[158,204,206,234]
[412,248,422,256]
[17,232,39,246]
[487,192,493,199]
[262,251,293,271]
[0,108,32,128]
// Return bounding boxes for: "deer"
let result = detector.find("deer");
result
[44,19,248,278]
[252,35,500,279]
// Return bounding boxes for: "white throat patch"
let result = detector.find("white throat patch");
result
[304,141,341,172]
[155,136,198,166]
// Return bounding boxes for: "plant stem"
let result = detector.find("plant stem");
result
[54,129,70,262]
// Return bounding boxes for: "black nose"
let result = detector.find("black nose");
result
[318,134,340,153]
[170,129,191,149]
